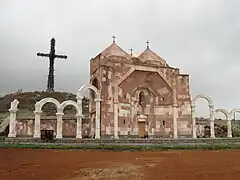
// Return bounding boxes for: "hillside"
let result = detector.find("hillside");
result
[0,91,89,121]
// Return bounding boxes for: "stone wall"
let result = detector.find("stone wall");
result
[89,42,192,138]
[16,118,91,138]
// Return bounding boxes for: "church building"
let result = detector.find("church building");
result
[89,38,192,138]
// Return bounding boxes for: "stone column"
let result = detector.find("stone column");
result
[8,109,18,138]
[191,104,197,139]
[94,98,101,139]
[209,105,215,138]
[227,114,232,138]
[172,103,178,139]
[76,96,83,115]
[114,100,119,139]
[76,115,83,139]
[172,78,178,139]
[8,99,19,138]
[33,110,42,138]
[56,112,63,138]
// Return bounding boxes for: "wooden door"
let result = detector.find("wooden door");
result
[138,122,145,137]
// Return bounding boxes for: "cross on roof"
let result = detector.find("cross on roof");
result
[129,48,133,56]
[112,35,116,43]
[146,40,150,49]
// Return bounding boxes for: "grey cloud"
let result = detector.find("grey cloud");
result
[1,0,240,117]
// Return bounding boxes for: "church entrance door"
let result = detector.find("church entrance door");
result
[138,122,145,137]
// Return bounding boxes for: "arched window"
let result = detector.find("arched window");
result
[139,91,145,105]
[91,78,99,99]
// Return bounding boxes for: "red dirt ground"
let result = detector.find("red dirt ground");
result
[0,149,240,180]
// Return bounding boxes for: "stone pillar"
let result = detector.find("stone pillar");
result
[8,99,19,138]
[191,104,197,139]
[172,103,178,139]
[227,115,232,138]
[76,115,83,139]
[209,105,215,138]
[172,78,178,139]
[8,109,18,138]
[76,96,83,115]
[114,100,119,139]
[94,98,101,139]
[56,112,63,138]
[33,110,42,138]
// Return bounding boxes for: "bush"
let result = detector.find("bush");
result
[232,124,240,137]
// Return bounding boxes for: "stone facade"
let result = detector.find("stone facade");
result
[15,117,91,138]
[89,41,192,138]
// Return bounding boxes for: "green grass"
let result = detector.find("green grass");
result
[1,143,240,151]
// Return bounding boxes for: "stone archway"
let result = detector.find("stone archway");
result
[77,84,101,139]
[33,98,61,138]
[215,108,232,138]
[191,94,215,139]
[59,100,82,139]
[229,108,240,137]
[229,108,240,118]
[133,88,151,138]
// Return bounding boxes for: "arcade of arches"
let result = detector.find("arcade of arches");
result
[7,91,238,139]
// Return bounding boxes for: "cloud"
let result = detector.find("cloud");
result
[0,0,240,116]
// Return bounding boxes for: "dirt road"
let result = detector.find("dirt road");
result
[0,148,240,180]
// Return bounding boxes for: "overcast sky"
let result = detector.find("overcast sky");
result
[1,0,240,117]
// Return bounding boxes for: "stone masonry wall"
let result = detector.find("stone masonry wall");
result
[89,43,192,138]
[16,118,91,138]
[177,74,192,137]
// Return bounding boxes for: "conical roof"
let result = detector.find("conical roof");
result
[100,42,131,59]
[138,48,166,65]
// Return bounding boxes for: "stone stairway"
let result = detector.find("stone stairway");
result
[0,116,10,133]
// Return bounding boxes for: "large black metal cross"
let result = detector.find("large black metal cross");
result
[37,38,67,92]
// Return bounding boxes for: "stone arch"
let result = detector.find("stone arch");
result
[36,97,61,113]
[132,88,152,110]
[61,100,81,115]
[132,87,155,97]
[33,98,61,138]
[192,94,213,105]
[191,94,215,139]
[215,108,232,138]
[59,100,82,139]
[92,77,100,89]
[215,108,228,119]
[77,84,101,139]
[91,78,100,99]
[229,108,240,118]
[77,84,100,100]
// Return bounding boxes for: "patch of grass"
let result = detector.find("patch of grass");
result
[1,143,240,151]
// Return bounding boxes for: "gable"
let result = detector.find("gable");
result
[100,43,131,60]
[138,49,166,65]
[119,70,173,98]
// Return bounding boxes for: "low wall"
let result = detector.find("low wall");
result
[16,117,92,138]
